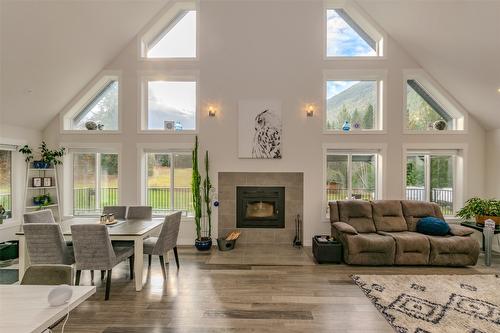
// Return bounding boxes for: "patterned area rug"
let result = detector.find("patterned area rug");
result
[352,274,500,333]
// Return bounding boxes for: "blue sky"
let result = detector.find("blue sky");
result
[327,81,360,100]
[326,10,376,57]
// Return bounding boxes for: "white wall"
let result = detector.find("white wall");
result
[486,129,500,198]
[43,0,486,246]
[0,124,42,242]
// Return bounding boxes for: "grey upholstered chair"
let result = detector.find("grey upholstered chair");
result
[23,209,55,223]
[23,223,74,265]
[143,211,182,278]
[102,206,127,220]
[71,224,134,300]
[21,265,73,285]
[126,206,153,220]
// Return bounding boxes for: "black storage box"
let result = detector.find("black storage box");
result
[312,235,342,264]
[0,240,19,261]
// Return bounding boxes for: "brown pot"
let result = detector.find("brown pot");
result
[475,215,500,226]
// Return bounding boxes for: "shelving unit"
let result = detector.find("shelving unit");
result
[23,165,61,222]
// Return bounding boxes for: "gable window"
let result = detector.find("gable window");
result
[326,5,383,58]
[62,73,120,132]
[72,151,119,216]
[406,151,457,216]
[404,71,465,132]
[141,78,197,131]
[0,148,12,219]
[326,151,378,202]
[145,151,193,216]
[140,2,197,59]
[324,70,385,131]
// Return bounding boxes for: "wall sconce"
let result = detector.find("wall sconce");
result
[306,104,314,117]
[208,106,216,117]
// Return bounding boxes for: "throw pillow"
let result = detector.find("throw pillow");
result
[416,216,450,236]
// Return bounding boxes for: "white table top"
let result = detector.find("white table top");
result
[0,285,96,333]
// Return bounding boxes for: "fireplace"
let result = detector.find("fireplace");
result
[236,186,285,228]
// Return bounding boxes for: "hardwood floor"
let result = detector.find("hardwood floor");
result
[53,246,499,333]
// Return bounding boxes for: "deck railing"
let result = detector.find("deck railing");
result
[0,193,11,211]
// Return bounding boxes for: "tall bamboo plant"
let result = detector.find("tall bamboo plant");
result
[202,150,212,238]
[192,136,203,240]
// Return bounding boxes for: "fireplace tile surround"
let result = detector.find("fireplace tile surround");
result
[218,172,303,244]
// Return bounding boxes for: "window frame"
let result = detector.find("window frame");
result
[322,143,386,220]
[137,143,194,219]
[62,143,122,218]
[60,70,122,134]
[323,69,387,134]
[402,143,466,217]
[324,0,386,60]
[138,1,199,61]
[0,145,15,221]
[403,69,467,134]
[138,71,199,134]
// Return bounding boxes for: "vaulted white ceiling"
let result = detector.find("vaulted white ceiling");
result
[1,0,165,130]
[358,0,500,130]
[1,0,499,130]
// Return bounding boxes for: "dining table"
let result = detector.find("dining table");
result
[16,217,165,291]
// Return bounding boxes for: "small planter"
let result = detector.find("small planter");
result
[33,161,51,169]
[217,238,236,251]
[195,238,212,251]
[476,215,500,227]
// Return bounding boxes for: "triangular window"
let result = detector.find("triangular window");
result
[326,9,379,57]
[406,80,453,131]
[146,10,196,58]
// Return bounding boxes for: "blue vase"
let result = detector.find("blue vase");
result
[195,238,212,251]
[342,121,351,132]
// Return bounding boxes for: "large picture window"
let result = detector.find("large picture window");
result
[326,152,378,201]
[145,152,193,216]
[73,152,119,216]
[406,151,455,215]
[0,149,12,218]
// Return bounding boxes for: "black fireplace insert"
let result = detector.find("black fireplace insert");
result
[236,186,285,228]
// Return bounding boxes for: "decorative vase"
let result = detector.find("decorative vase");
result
[195,238,212,251]
[342,121,351,132]
[85,121,98,130]
[475,215,500,227]
[33,161,50,169]
[433,120,447,131]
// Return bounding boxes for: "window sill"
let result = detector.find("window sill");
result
[138,130,198,135]
[324,56,387,61]
[61,130,122,135]
[323,130,387,135]
[403,130,466,135]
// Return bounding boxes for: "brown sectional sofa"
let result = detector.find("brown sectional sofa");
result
[330,200,480,266]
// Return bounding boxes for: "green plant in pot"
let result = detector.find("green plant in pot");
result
[192,136,211,251]
[456,197,500,227]
[33,194,51,207]
[0,205,7,224]
[19,141,65,168]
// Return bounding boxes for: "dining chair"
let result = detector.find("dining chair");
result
[143,211,182,279]
[23,223,74,265]
[71,224,134,300]
[102,206,127,220]
[126,206,153,220]
[20,265,73,285]
[23,209,55,223]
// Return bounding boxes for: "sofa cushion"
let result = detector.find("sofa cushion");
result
[329,201,340,223]
[379,231,430,265]
[448,224,475,236]
[401,200,445,231]
[338,200,376,233]
[371,200,408,232]
[343,232,395,265]
[332,222,358,235]
[416,216,450,236]
[427,235,480,266]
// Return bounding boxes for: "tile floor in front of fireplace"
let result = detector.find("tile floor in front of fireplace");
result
[207,243,316,266]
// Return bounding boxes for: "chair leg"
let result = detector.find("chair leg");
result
[75,270,81,285]
[158,255,167,280]
[90,270,94,283]
[173,246,180,269]
[101,270,105,280]
[129,255,134,280]
[148,254,152,268]
[105,269,112,301]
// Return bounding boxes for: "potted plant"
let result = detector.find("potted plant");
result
[19,141,65,169]
[202,150,213,240]
[0,205,7,224]
[456,197,500,226]
[33,194,51,207]
[192,136,211,251]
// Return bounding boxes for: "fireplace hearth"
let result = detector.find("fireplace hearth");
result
[237,186,285,228]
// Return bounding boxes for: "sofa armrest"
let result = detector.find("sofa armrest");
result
[449,224,474,236]
[332,222,358,235]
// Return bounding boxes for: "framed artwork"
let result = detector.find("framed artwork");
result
[238,99,282,159]
[164,120,175,131]
[32,177,42,187]
[43,177,52,187]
